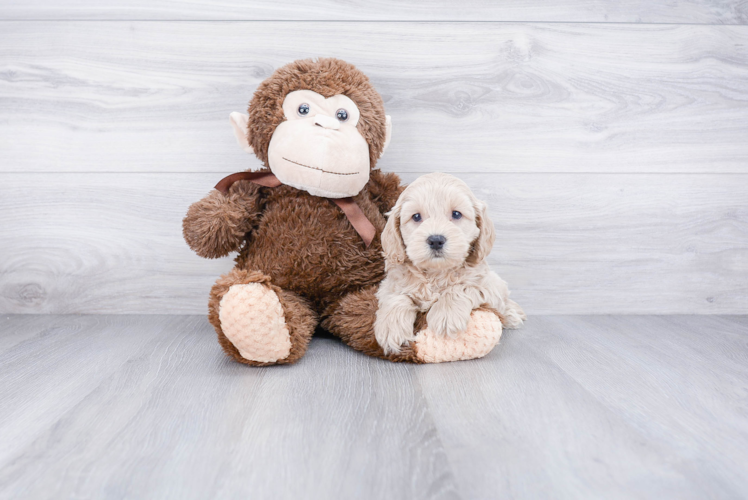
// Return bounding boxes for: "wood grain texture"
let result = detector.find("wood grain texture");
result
[0,315,458,500]
[0,315,187,473]
[0,314,63,354]
[417,314,748,499]
[1,0,747,23]
[1,22,748,174]
[1,314,747,498]
[0,172,746,315]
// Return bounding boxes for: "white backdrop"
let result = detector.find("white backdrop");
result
[1,2,747,314]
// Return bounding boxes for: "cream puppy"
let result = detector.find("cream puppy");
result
[374,173,525,355]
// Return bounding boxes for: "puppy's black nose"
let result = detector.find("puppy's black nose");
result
[427,234,446,250]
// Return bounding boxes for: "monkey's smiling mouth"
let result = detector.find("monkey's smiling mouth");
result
[282,157,359,176]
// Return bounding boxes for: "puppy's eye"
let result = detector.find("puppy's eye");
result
[412,213,422,222]
[298,103,310,116]
[452,211,462,220]
[336,108,348,121]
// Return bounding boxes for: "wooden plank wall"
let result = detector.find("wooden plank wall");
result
[1,3,747,314]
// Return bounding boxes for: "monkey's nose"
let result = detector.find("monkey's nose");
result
[314,114,341,130]
[427,235,446,250]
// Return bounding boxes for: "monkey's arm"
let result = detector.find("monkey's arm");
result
[182,181,263,259]
[367,169,404,214]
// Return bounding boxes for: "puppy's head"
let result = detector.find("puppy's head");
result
[382,173,495,271]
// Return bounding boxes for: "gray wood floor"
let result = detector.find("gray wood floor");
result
[1,315,746,499]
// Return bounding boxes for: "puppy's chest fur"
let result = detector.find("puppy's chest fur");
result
[400,268,471,312]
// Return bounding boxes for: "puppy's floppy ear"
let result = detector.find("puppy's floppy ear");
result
[381,202,407,265]
[467,200,496,265]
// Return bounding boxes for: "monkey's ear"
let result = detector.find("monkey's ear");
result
[229,112,254,154]
[380,115,392,158]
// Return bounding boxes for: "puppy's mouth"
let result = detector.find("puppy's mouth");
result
[282,157,360,176]
[429,249,445,259]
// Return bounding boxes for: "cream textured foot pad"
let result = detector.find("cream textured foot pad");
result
[415,310,502,363]
[219,283,291,363]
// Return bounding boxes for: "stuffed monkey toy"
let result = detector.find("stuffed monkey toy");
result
[183,58,503,365]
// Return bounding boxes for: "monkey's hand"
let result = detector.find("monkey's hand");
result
[367,170,404,214]
[182,181,262,259]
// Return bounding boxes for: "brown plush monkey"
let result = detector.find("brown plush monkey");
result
[183,58,502,365]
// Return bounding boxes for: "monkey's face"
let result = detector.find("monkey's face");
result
[264,90,370,198]
[230,59,392,198]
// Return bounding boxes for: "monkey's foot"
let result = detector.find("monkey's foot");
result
[219,283,291,363]
[413,309,502,363]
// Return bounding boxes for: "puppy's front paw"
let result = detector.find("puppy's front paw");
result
[375,324,414,355]
[374,292,418,356]
[426,302,470,337]
[374,316,415,355]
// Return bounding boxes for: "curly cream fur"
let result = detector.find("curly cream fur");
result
[375,173,525,355]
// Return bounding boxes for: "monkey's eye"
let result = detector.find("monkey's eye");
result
[298,103,310,116]
[452,211,462,220]
[336,109,348,121]
[412,213,422,222]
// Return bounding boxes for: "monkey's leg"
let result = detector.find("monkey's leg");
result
[209,268,317,366]
[411,307,502,363]
[321,286,420,363]
[323,287,502,363]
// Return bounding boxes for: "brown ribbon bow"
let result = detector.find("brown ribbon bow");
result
[214,171,377,248]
